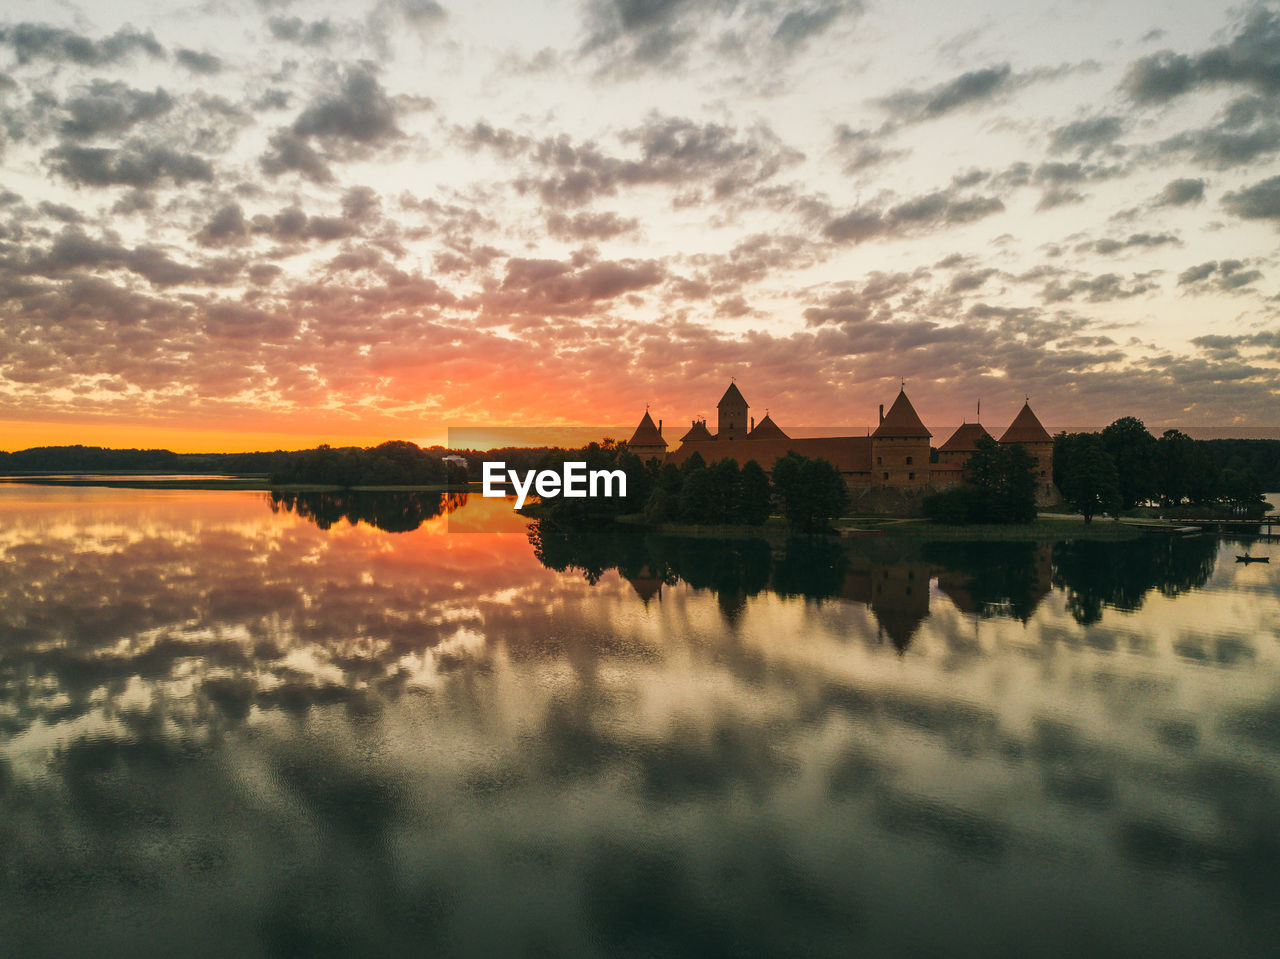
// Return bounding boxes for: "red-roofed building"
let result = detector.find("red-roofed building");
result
[626,411,667,460]
[999,401,1055,502]
[636,383,1058,508]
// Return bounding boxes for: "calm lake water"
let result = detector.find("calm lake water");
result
[2,486,1278,958]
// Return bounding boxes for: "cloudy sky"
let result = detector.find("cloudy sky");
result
[1,0,1277,450]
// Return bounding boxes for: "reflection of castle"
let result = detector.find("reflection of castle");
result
[629,382,1059,505]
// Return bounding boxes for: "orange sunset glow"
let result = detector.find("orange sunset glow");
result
[1,1,1278,452]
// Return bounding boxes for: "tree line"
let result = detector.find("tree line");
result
[1054,418,1270,521]
[268,441,468,487]
[528,440,850,533]
[921,436,1038,525]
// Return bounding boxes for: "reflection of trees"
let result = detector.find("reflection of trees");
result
[268,490,467,533]
[1051,536,1218,625]
[928,542,1052,622]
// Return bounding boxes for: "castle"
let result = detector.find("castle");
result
[627,382,1059,506]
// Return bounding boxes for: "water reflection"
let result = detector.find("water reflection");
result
[1,486,1279,957]
[267,488,468,532]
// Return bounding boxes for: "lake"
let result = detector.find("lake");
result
[1,485,1278,957]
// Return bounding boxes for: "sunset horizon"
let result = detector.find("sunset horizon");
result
[2,0,1278,453]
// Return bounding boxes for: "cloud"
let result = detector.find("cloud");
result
[267,17,336,47]
[1177,259,1263,292]
[1036,271,1160,303]
[824,187,1004,244]
[260,66,416,182]
[498,115,801,209]
[833,125,908,174]
[1155,177,1205,206]
[1221,174,1280,223]
[59,82,174,140]
[1078,232,1180,255]
[45,141,214,188]
[771,2,860,51]
[1122,7,1280,105]
[545,210,640,241]
[580,0,861,75]
[0,22,164,66]
[483,254,665,318]
[175,49,223,75]
[1048,116,1125,155]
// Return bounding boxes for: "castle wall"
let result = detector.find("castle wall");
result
[870,437,931,487]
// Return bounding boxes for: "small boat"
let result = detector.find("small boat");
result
[1236,554,1270,563]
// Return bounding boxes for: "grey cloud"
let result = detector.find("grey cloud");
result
[45,141,214,188]
[824,188,1004,244]
[1156,178,1205,206]
[833,125,907,174]
[59,82,173,140]
[878,64,1015,123]
[1036,187,1085,211]
[772,2,859,51]
[1048,116,1125,155]
[545,210,640,241]
[15,228,243,288]
[486,255,664,315]
[948,269,997,293]
[37,201,85,224]
[204,301,297,340]
[1080,233,1180,255]
[1177,259,1263,292]
[196,204,250,248]
[268,17,336,46]
[175,49,223,75]
[260,67,412,182]
[1222,175,1280,223]
[507,115,801,208]
[0,23,164,66]
[1041,272,1159,303]
[1123,7,1280,105]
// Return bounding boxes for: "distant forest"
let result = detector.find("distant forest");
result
[4,436,1280,493]
[0,441,465,487]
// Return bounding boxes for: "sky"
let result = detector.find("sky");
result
[0,0,1278,451]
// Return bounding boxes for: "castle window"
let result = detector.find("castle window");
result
[876,456,881,465]
[882,472,889,480]
[906,456,913,465]
[1040,470,1046,477]
[908,472,915,480]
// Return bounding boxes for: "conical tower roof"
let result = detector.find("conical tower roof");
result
[1000,402,1051,443]
[939,421,992,453]
[748,412,788,440]
[680,419,713,443]
[871,389,931,439]
[627,411,667,449]
[717,382,747,408]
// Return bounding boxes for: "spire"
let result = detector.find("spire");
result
[627,410,668,449]
[871,388,931,438]
[1000,401,1051,444]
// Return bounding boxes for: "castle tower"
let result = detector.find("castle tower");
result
[870,388,931,487]
[999,400,1056,504]
[938,422,993,472]
[627,410,668,461]
[716,382,748,442]
[747,412,788,440]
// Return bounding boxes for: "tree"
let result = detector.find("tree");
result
[771,452,850,532]
[738,460,772,525]
[966,436,1037,524]
[679,467,718,523]
[709,458,742,524]
[1100,416,1158,509]
[1059,433,1120,523]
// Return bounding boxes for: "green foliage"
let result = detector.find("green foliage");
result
[963,436,1037,524]
[738,460,772,526]
[1058,432,1120,523]
[1100,416,1158,508]
[922,484,986,524]
[679,467,719,522]
[771,452,850,532]
[269,441,449,487]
